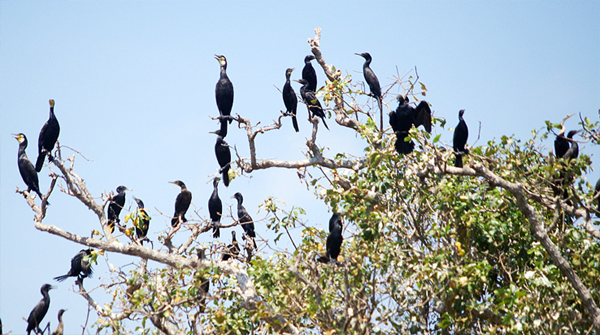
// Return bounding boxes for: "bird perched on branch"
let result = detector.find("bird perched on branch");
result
[215,54,234,137]
[35,99,60,172]
[26,284,55,335]
[222,231,240,261]
[170,180,192,227]
[107,186,129,233]
[295,78,329,130]
[233,192,257,249]
[208,177,223,238]
[51,309,66,335]
[356,52,382,128]
[54,248,93,285]
[283,68,299,132]
[13,133,44,200]
[133,197,150,243]
[318,213,343,264]
[453,110,469,167]
[302,55,318,93]
[214,135,232,187]
[561,130,580,160]
[389,95,432,155]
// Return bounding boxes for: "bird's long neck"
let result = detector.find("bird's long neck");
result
[220,66,228,79]
[18,142,27,157]
[363,59,372,68]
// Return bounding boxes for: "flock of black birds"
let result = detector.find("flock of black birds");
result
[13,51,589,334]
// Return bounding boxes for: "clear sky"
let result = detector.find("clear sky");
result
[1,1,599,334]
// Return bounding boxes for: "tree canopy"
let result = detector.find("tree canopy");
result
[14,29,600,335]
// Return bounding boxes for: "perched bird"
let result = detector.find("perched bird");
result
[222,231,240,261]
[295,78,329,130]
[170,180,192,227]
[552,130,581,199]
[208,177,223,238]
[54,249,93,285]
[356,52,382,128]
[453,110,469,168]
[107,186,129,233]
[327,213,343,262]
[302,55,318,93]
[283,68,299,132]
[561,130,580,160]
[554,126,570,159]
[329,212,342,232]
[215,55,234,127]
[233,192,257,249]
[389,95,432,154]
[51,309,66,335]
[13,133,44,199]
[214,136,231,187]
[26,284,55,335]
[133,197,150,243]
[319,213,344,263]
[35,99,60,172]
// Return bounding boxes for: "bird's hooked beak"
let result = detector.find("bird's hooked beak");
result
[169,181,177,185]
[355,52,364,58]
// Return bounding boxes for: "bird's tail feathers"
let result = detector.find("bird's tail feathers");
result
[395,136,414,155]
[54,274,69,282]
[35,154,45,172]
[321,116,329,130]
[455,154,463,168]
[292,115,299,132]
[222,167,230,187]
[212,222,221,238]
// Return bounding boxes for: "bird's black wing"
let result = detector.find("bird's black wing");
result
[413,101,432,133]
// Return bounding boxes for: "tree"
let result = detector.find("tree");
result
[17,28,600,334]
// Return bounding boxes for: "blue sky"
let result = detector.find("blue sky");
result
[1,1,599,333]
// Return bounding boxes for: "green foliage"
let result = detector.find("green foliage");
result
[88,70,600,334]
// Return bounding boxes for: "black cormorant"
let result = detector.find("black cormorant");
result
[302,55,318,93]
[554,126,570,159]
[329,212,341,232]
[453,110,469,168]
[170,180,192,227]
[54,248,93,285]
[283,68,299,132]
[389,95,432,154]
[319,212,343,263]
[233,192,257,249]
[208,177,222,238]
[107,186,129,233]
[562,130,580,160]
[222,231,240,261]
[26,284,54,335]
[13,133,43,199]
[356,52,382,127]
[295,78,329,130]
[215,55,234,126]
[133,197,150,243]
[215,136,231,187]
[51,309,66,335]
[35,99,60,172]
